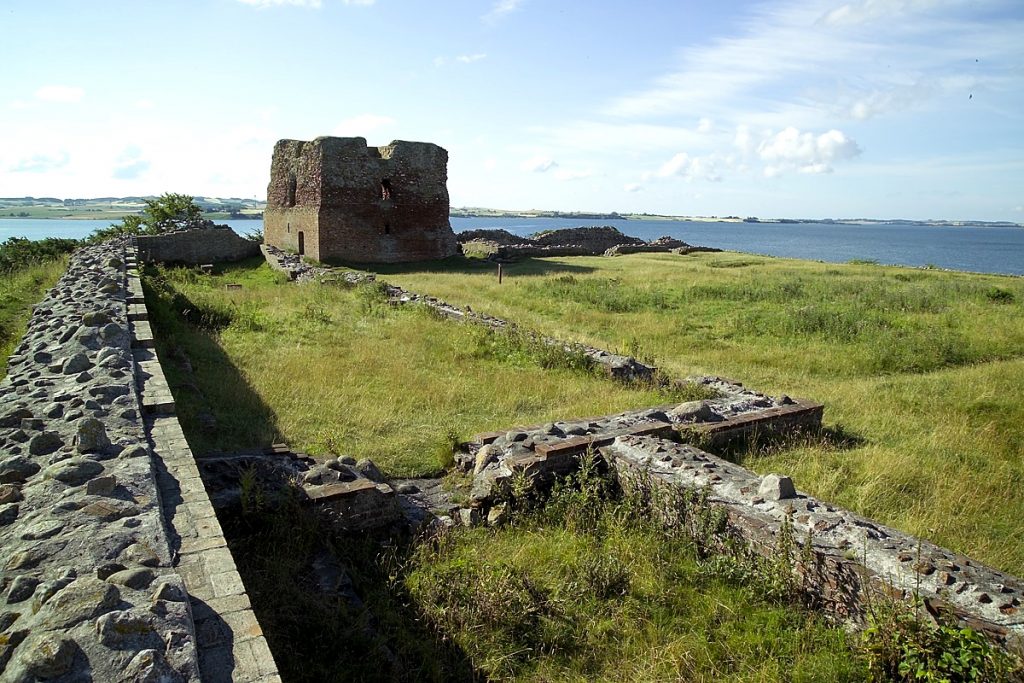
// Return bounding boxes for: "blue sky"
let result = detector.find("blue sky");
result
[2,0,1022,220]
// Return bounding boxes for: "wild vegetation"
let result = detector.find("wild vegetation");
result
[0,254,67,380]
[378,252,1024,577]
[140,254,1024,681]
[142,259,700,476]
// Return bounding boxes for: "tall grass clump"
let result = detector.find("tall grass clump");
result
[405,458,865,682]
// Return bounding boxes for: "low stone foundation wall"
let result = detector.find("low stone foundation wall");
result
[603,435,1024,653]
[462,384,821,509]
[137,227,260,265]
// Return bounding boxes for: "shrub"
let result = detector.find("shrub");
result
[91,193,205,241]
[985,287,1015,304]
[862,605,1020,682]
[0,236,79,273]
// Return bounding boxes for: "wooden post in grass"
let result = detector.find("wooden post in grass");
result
[498,263,503,284]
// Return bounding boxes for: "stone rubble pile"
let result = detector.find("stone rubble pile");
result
[197,448,403,534]
[0,241,199,681]
[458,226,721,260]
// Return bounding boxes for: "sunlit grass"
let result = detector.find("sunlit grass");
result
[405,475,866,682]
[378,252,1024,574]
[144,259,687,477]
[0,257,67,379]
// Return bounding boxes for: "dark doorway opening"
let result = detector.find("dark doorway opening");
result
[381,178,393,201]
[297,231,305,256]
[384,222,391,235]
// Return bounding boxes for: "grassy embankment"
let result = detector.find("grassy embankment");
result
[144,258,869,681]
[0,260,67,379]
[378,252,1024,576]
[0,237,79,379]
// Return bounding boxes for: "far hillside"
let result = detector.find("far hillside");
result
[0,196,265,221]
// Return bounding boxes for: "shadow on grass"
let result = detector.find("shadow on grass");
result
[145,267,483,680]
[714,422,868,467]
[337,254,598,278]
[221,498,482,682]
[143,266,282,455]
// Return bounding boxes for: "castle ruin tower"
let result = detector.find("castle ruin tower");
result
[264,137,459,263]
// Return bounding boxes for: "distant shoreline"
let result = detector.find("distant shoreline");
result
[0,196,1019,229]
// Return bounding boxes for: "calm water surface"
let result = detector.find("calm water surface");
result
[2,217,1021,276]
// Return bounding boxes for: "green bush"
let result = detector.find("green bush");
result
[862,606,1020,682]
[0,236,79,273]
[90,193,205,241]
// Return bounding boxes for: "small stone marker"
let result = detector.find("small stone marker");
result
[758,473,796,501]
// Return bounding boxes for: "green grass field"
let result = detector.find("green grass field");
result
[143,259,701,476]
[146,258,881,680]
[374,252,1024,576]
[0,248,1006,681]
[0,258,67,380]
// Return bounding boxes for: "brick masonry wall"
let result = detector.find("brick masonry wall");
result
[603,435,1024,654]
[265,136,458,263]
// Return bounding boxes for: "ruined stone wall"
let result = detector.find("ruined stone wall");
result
[0,241,280,681]
[265,136,459,263]
[603,435,1024,653]
[459,227,718,260]
[0,242,200,681]
[136,227,260,265]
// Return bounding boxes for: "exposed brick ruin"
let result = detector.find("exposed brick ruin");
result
[459,226,722,259]
[264,136,459,264]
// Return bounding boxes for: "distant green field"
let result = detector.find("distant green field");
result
[0,204,137,220]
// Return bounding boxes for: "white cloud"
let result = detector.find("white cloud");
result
[332,114,396,136]
[10,151,70,173]
[484,0,523,22]
[818,0,954,27]
[656,152,724,182]
[456,53,487,64]
[697,117,714,134]
[624,183,643,193]
[112,146,150,180]
[483,158,498,171]
[34,85,84,104]
[521,155,557,172]
[603,0,1017,133]
[135,99,155,110]
[757,127,861,176]
[734,125,754,154]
